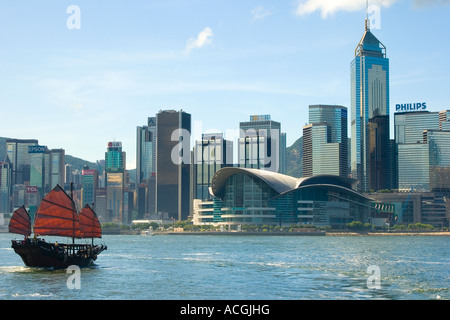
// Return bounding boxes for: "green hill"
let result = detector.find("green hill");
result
[286,136,303,178]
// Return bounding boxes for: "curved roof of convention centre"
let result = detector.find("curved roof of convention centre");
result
[211,167,298,199]
[210,167,361,200]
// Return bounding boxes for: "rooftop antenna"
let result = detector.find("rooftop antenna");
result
[365,0,370,31]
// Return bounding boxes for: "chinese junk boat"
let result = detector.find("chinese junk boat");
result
[9,185,107,269]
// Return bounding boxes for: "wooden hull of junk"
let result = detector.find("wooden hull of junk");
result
[11,239,107,269]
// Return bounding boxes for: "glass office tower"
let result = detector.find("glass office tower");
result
[0,157,13,213]
[397,130,450,191]
[427,130,450,191]
[395,111,440,144]
[81,166,99,208]
[238,115,286,173]
[49,149,65,190]
[303,124,340,176]
[136,117,157,218]
[394,110,450,191]
[105,141,126,223]
[303,105,348,177]
[351,19,390,191]
[137,117,157,184]
[194,133,233,201]
[6,139,38,185]
[29,145,47,200]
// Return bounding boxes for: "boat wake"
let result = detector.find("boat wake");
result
[12,292,53,299]
[0,265,34,273]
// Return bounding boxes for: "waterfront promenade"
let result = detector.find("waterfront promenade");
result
[149,230,450,236]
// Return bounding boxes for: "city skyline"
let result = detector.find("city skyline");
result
[1,1,449,170]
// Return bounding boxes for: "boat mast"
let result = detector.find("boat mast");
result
[92,202,95,246]
[71,182,75,245]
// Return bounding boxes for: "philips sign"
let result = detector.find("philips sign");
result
[395,102,427,112]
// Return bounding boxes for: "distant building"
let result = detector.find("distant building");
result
[136,117,157,218]
[395,111,440,144]
[137,117,157,183]
[29,145,48,200]
[49,149,65,190]
[105,141,126,223]
[368,115,392,190]
[95,187,107,222]
[370,191,449,229]
[156,109,191,221]
[6,139,38,185]
[238,115,286,174]
[303,105,348,178]
[0,156,13,213]
[193,133,233,201]
[81,166,99,208]
[395,110,450,192]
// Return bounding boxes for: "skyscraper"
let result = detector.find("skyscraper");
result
[238,115,286,173]
[368,115,391,190]
[136,117,157,218]
[105,141,126,222]
[303,105,348,177]
[0,156,13,213]
[137,117,157,184]
[395,110,450,191]
[193,133,233,201]
[351,18,390,191]
[29,145,48,200]
[6,139,38,185]
[81,165,99,208]
[156,109,191,221]
[49,149,65,190]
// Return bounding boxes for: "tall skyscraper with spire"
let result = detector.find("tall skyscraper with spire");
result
[351,12,390,192]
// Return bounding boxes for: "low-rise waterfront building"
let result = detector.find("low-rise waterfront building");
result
[208,167,377,228]
[369,191,449,228]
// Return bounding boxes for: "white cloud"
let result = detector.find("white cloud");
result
[294,0,398,18]
[185,27,214,53]
[413,0,450,7]
[251,6,273,21]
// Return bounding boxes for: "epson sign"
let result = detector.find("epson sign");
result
[395,102,427,112]
[28,146,47,153]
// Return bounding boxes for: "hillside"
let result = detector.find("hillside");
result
[286,136,303,178]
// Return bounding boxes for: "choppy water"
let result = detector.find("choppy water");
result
[0,233,448,300]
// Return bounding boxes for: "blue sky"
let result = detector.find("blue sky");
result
[1,0,449,169]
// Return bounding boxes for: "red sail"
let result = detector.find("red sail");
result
[9,206,31,236]
[79,204,102,238]
[33,185,82,238]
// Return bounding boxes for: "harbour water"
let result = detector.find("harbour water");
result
[0,233,448,300]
